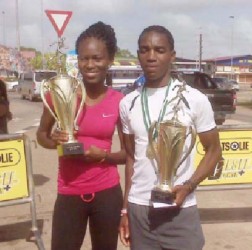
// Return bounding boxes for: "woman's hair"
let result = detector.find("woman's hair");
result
[75,21,117,60]
[138,25,174,51]
[0,79,8,101]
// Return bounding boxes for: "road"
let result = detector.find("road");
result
[0,90,252,250]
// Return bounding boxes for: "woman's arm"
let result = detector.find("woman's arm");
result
[84,120,126,165]
[36,107,58,149]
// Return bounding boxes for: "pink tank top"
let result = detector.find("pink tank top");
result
[47,88,124,195]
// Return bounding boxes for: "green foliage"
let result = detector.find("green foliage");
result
[30,52,66,73]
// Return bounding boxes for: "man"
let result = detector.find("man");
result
[119,25,222,250]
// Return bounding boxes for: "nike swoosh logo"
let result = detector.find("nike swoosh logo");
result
[102,114,115,118]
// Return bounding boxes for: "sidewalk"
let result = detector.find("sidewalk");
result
[1,125,252,249]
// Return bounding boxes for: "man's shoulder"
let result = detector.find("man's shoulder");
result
[120,88,141,106]
[184,83,208,101]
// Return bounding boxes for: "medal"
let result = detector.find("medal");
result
[141,79,172,159]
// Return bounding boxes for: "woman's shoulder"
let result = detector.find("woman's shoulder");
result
[107,87,124,101]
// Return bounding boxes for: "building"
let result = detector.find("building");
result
[206,55,252,86]
[0,45,34,76]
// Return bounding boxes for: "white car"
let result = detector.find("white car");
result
[5,78,19,91]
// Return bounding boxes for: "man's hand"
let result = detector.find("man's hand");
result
[119,215,130,247]
[172,184,192,207]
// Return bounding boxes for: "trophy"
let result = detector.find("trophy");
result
[40,37,86,157]
[148,83,196,204]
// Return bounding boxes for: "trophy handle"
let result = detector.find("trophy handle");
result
[73,79,86,131]
[148,122,160,166]
[176,126,196,170]
[40,79,61,127]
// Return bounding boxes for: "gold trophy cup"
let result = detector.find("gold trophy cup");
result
[149,119,196,204]
[41,74,86,156]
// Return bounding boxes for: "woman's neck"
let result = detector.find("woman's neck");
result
[84,83,108,106]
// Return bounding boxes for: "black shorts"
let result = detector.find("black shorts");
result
[51,184,123,250]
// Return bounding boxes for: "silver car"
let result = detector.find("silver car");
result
[228,80,239,91]
[19,70,57,101]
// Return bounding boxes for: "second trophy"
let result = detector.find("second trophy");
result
[149,119,196,204]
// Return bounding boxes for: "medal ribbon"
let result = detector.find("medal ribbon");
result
[141,78,172,139]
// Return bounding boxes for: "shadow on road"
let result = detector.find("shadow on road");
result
[33,174,50,186]
[0,219,44,242]
[200,207,252,224]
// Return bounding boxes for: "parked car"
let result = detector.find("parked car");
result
[4,77,19,91]
[19,70,57,101]
[181,72,236,125]
[228,79,239,91]
[212,77,232,90]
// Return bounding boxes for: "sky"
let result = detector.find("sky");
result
[0,0,251,60]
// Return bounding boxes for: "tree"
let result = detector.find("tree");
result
[30,52,66,72]
[116,48,136,58]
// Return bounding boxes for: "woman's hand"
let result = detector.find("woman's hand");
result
[51,128,69,146]
[84,145,107,163]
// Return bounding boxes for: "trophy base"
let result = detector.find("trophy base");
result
[57,142,84,157]
[151,188,175,204]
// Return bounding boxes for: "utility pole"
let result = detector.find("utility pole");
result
[199,33,203,72]
[15,0,20,51]
[2,11,6,46]
[41,0,45,69]
[229,16,235,80]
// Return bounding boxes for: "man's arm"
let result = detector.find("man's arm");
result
[119,133,134,247]
[173,127,222,206]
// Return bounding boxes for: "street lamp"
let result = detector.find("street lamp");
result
[229,15,235,80]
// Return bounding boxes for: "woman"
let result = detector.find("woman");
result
[36,22,125,250]
[0,79,12,134]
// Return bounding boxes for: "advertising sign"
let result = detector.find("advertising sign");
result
[0,138,29,201]
[195,129,252,186]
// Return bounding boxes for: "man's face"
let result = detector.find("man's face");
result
[137,31,176,86]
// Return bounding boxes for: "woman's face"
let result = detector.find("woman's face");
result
[77,37,113,86]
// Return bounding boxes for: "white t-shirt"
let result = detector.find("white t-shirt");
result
[119,78,216,207]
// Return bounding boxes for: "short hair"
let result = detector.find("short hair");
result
[138,25,174,51]
[75,21,117,60]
